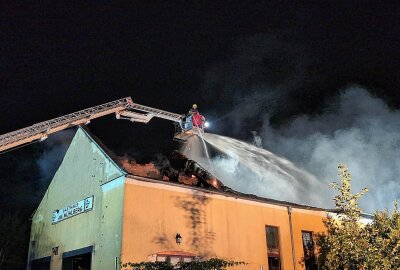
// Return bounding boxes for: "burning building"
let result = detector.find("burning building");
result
[28,126,328,270]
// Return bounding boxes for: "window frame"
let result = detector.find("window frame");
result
[265,225,282,270]
[301,230,317,270]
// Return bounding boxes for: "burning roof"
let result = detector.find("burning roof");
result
[80,126,223,191]
[84,126,327,211]
[115,150,223,191]
[118,158,164,179]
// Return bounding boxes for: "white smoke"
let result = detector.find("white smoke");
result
[37,129,75,187]
[195,87,400,212]
[261,86,400,212]
[251,131,263,148]
[200,33,399,212]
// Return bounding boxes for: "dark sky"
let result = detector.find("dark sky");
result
[1,2,400,210]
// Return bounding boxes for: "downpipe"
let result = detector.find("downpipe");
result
[288,206,297,270]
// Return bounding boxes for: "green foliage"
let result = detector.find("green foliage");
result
[364,201,400,269]
[178,258,245,270]
[329,163,368,222]
[317,163,400,270]
[318,163,369,270]
[121,258,246,270]
[122,261,174,270]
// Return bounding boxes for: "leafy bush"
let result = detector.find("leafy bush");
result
[121,258,246,270]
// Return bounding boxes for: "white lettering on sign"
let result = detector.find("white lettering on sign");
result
[52,196,94,224]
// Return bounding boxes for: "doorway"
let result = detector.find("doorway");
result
[62,246,92,270]
[31,257,51,270]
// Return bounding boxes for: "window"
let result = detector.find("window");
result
[302,231,317,270]
[61,252,91,270]
[266,226,281,270]
[156,256,166,262]
[168,256,181,265]
[148,251,198,265]
[62,246,92,270]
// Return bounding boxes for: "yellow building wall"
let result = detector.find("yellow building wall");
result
[121,177,326,270]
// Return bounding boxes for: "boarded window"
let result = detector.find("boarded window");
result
[148,251,198,265]
[156,256,167,262]
[168,256,181,265]
[266,226,281,270]
[183,257,193,263]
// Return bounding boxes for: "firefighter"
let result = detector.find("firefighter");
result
[186,104,202,128]
[188,104,198,115]
[182,104,196,130]
[192,112,203,127]
[189,104,203,127]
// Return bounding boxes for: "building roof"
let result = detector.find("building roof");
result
[81,126,328,213]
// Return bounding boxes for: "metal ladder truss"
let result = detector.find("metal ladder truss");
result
[123,102,183,123]
[0,96,184,153]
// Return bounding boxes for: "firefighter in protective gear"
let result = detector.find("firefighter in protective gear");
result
[188,104,198,115]
[189,104,203,127]
[183,104,202,129]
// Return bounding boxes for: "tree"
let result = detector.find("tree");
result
[364,201,400,269]
[317,163,400,270]
[317,163,369,270]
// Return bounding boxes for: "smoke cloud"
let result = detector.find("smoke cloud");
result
[199,87,400,212]
[37,129,75,188]
[261,87,400,212]
[200,34,400,212]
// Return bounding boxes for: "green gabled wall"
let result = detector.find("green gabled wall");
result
[28,127,126,270]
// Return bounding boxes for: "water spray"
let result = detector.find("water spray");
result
[201,133,328,207]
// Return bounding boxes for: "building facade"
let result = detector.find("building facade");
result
[28,127,327,270]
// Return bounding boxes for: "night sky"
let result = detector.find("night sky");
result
[1,3,400,267]
[1,2,400,215]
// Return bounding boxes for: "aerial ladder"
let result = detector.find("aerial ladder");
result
[0,97,202,154]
